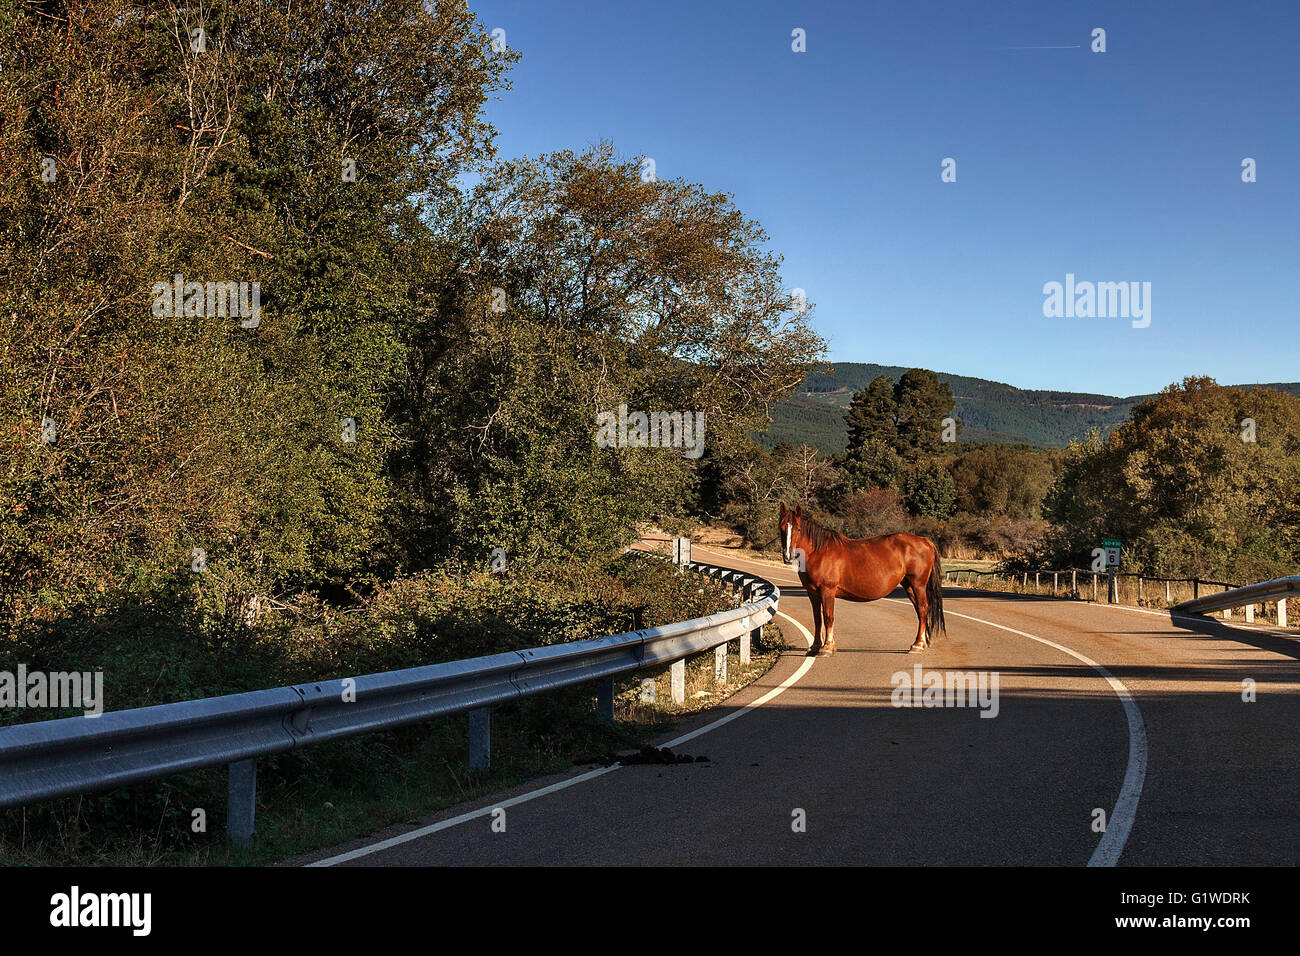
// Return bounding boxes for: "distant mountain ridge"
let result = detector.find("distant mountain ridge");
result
[760,363,1300,454]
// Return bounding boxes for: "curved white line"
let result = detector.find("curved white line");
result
[307,610,816,866]
[691,546,1146,865]
[890,598,1147,867]
[663,610,814,749]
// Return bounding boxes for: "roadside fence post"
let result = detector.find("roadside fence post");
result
[227,759,257,849]
[469,706,491,772]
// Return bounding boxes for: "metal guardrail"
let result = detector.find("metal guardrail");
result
[1174,575,1299,619]
[0,552,778,846]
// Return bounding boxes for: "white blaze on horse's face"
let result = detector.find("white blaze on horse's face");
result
[784,523,792,564]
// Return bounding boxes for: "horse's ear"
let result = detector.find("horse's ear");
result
[794,503,803,517]
[778,501,788,518]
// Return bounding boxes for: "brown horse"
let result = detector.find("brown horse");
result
[778,503,946,655]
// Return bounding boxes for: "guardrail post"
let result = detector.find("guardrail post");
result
[1193,578,1200,600]
[227,758,257,849]
[740,584,754,665]
[1279,598,1288,628]
[1222,586,1232,618]
[715,644,727,684]
[1245,602,1254,623]
[469,706,490,772]
[597,677,614,722]
[671,659,685,704]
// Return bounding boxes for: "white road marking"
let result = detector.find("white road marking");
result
[1034,593,1297,640]
[306,610,815,866]
[694,548,1146,865]
[886,597,1148,868]
[663,610,814,749]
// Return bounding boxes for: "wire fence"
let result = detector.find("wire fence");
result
[941,568,1295,628]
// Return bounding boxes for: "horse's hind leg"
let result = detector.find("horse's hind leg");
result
[820,588,838,655]
[904,577,929,652]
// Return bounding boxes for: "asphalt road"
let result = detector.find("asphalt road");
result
[295,547,1300,866]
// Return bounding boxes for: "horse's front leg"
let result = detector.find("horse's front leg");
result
[806,586,824,656]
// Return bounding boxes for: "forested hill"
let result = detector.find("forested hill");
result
[761,363,1300,453]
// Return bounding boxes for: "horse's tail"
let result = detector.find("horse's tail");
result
[926,543,946,641]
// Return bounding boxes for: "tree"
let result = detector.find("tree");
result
[894,368,956,459]
[903,460,958,519]
[779,443,836,509]
[842,368,956,465]
[0,0,516,617]
[951,444,1056,518]
[711,442,800,548]
[0,2,826,633]
[1040,378,1300,579]
[844,375,896,452]
[395,143,824,564]
[843,438,905,490]
[839,486,910,538]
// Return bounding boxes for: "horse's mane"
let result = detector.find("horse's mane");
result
[797,511,847,552]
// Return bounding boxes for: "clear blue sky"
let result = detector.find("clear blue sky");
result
[467,0,1297,396]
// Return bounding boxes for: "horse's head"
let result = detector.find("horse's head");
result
[778,502,802,563]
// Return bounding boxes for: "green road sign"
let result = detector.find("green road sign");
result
[1102,538,1121,567]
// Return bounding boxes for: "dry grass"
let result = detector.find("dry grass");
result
[616,637,784,725]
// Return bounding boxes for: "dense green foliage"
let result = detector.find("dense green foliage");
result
[761,391,851,452]
[950,444,1056,519]
[1036,378,1300,580]
[764,363,1300,455]
[2,0,515,620]
[1,1,823,640]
